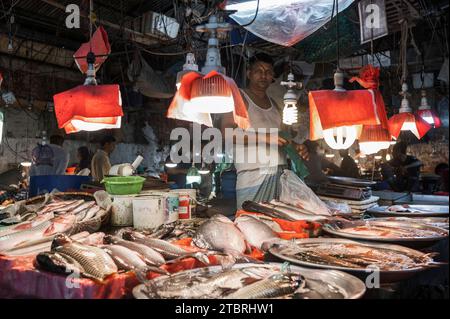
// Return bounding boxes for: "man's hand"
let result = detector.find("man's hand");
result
[277,137,288,146]
[295,143,310,161]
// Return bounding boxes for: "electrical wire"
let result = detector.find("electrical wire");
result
[239,0,260,27]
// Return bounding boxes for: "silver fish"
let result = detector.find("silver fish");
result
[193,214,247,254]
[54,200,85,214]
[225,273,304,299]
[81,206,102,222]
[0,220,52,252]
[123,231,209,264]
[70,201,96,215]
[52,234,118,281]
[234,215,279,250]
[104,235,165,266]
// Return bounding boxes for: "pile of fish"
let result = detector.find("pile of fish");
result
[0,198,107,255]
[134,263,358,299]
[141,219,207,240]
[193,214,282,254]
[270,241,438,271]
[242,200,329,222]
[325,220,449,239]
[136,265,306,299]
[367,217,449,230]
[35,229,221,282]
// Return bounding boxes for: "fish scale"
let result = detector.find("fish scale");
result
[55,243,117,281]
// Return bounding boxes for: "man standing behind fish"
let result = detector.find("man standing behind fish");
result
[91,135,116,182]
[218,53,309,209]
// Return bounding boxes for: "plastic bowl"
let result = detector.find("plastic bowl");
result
[102,176,146,195]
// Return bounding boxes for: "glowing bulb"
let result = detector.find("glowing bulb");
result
[325,153,335,158]
[359,141,391,155]
[323,126,357,150]
[282,103,298,125]
[70,117,122,132]
[390,140,397,145]
[355,160,359,164]
[198,168,210,175]
[186,166,201,185]
[386,154,391,161]
[186,95,234,114]
[400,120,416,132]
[165,163,177,168]
[20,162,32,167]
[422,115,434,125]
[374,155,382,160]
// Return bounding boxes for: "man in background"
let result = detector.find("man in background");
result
[30,133,69,176]
[388,141,422,192]
[338,149,360,178]
[91,135,116,182]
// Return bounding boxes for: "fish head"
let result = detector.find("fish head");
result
[103,235,117,245]
[51,233,72,250]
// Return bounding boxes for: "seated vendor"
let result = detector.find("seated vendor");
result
[302,140,341,186]
[387,141,422,192]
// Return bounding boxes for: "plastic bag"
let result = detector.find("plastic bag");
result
[227,0,354,47]
[279,169,330,215]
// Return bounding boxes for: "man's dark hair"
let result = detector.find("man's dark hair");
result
[100,135,116,147]
[393,141,408,155]
[248,53,274,69]
[49,135,64,146]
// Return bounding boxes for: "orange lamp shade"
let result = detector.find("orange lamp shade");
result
[309,89,381,141]
[359,125,391,155]
[167,70,250,129]
[53,84,123,134]
[416,109,442,128]
[388,112,432,140]
[73,26,111,74]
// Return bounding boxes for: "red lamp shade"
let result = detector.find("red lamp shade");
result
[309,89,382,141]
[167,70,250,129]
[416,109,442,128]
[53,84,123,134]
[359,125,391,155]
[73,26,111,74]
[388,112,431,140]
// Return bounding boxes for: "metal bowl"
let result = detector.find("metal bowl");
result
[363,217,449,230]
[132,263,366,299]
[269,238,438,283]
[323,218,449,248]
[367,205,449,218]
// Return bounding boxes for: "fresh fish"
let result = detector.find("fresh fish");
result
[0,220,52,252]
[102,244,169,275]
[52,234,118,281]
[70,201,96,215]
[79,232,105,246]
[193,214,247,254]
[155,268,271,299]
[264,201,329,221]
[234,215,279,250]
[4,232,90,256]
[54,200,85,214]
[0,213,54,237]
[123,231,209,264]
[273,241,436,271]
[225,273,305,299]
[37,200,78,214]
[81,206,102,222]
[36,251,84,275]
[43,214,76,237]
[104,235,165,266]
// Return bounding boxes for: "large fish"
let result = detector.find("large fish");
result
[234,215,279,250]
[0,213,54,237]
[36,251,84,275]
[193,214,247,254]
[104,235,165,266]
[0,220,53,252]
[51,234,118,281]
[225,273,305,299]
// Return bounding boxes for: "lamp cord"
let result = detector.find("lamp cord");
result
[336,0,340,69]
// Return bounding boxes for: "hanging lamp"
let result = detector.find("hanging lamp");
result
[388,19,431,140]
[350,65,392,155]
[281,72,300,125]
[309,0,382,150]
[176,53,199,90]
[53,1,123,134]
[416,90,442,128]
[167,15,250,129]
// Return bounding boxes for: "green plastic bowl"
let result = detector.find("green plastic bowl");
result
[102,176,146,195]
